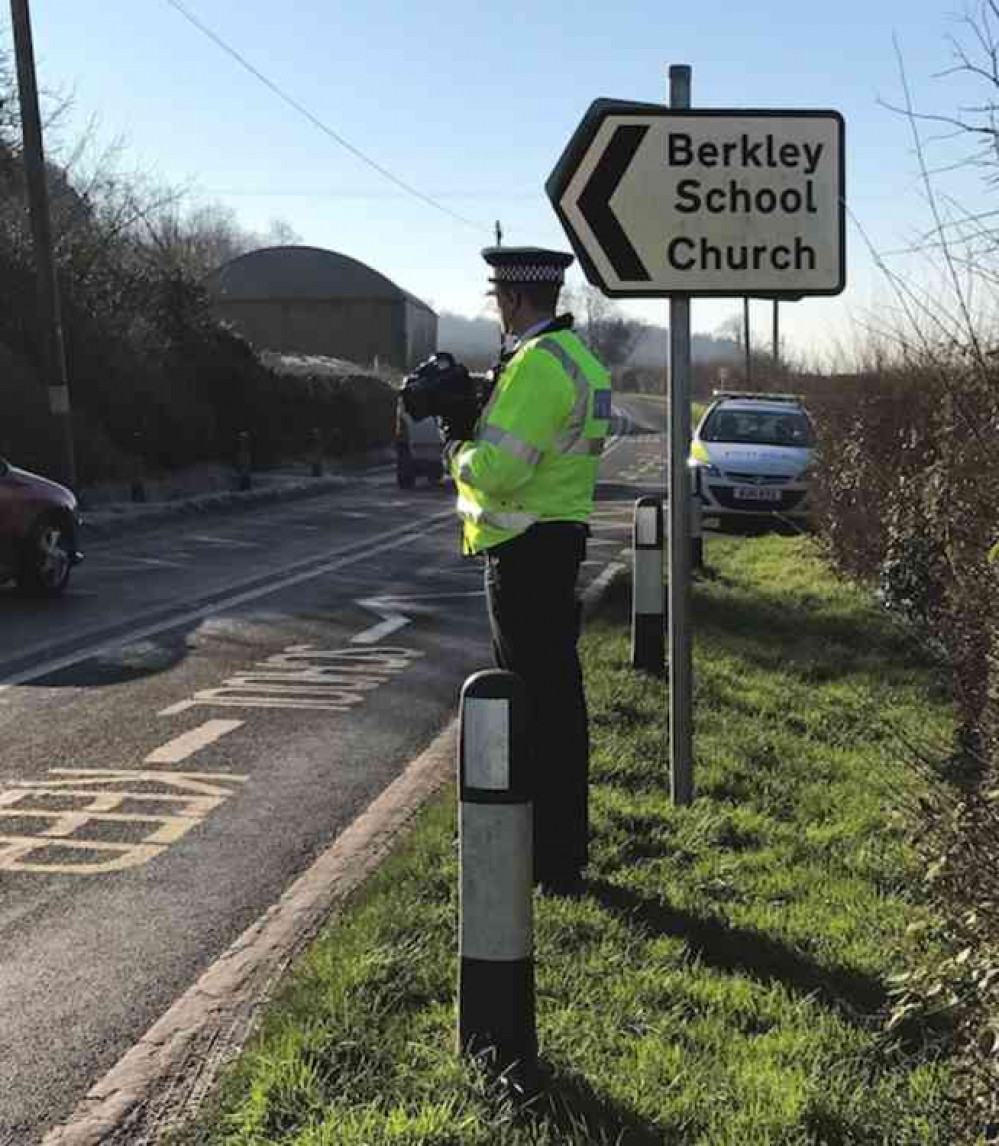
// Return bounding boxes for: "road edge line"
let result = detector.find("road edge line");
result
[40,722,458,1146]
[39,554,628,1146]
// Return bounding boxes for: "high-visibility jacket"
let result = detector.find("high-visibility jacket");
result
[449,324,612,555]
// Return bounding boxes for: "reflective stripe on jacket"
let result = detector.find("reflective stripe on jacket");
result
[449,327,611,555]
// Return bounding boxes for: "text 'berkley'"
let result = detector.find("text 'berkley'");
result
[667,133,825,175]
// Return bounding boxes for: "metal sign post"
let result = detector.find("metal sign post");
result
[667,65,693,805]
[546,78,846,807]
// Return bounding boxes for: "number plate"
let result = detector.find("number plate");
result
[733,486,782,502]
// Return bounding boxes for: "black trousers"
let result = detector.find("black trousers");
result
[484,522,589,883]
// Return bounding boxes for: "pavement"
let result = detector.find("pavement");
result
[78,448,396,540]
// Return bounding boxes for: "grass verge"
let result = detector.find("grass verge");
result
[172,533,962,1145]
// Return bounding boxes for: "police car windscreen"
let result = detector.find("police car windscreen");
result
[702,409,815,447]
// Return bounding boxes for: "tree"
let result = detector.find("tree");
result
[715,313,745,354]
[264,217,301,247]
[886,2,999,184]
[567,283,645,366]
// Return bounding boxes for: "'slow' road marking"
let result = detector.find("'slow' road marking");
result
[144,720,243,764]
[159,645,422,716]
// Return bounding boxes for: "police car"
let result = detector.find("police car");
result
[689,391,815,528]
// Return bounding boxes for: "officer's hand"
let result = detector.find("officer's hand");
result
[442,439,464,471]
[440,413,477,443]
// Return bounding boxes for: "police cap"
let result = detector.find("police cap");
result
[482,246,574,287]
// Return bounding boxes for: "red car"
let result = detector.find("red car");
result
[0,456,83,596]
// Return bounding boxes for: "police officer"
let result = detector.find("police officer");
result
[444,246,612,893]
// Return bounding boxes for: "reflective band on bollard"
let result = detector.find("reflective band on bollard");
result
[631,496,665,675]
[457,670,537,1090]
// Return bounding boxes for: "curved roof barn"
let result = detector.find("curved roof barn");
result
[204,246,437,370]
[205,246,434,313]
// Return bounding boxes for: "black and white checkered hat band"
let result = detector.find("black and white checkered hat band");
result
[491,264,565,283]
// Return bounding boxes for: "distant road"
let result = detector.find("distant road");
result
[0,416,664,1145]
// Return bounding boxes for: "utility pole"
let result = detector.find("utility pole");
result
[10,0,76,488]
[772,299,780,379]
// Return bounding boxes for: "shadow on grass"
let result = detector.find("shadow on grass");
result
[523,1063,675,1145]
[587,878,956,1055]
[697,587,923,671]
[586,878,911,1033]
[590,558,934,690]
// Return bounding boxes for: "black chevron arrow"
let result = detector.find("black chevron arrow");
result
[578,124,651,282]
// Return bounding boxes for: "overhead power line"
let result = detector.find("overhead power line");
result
[164,0,493,234]
[203,188,539,201]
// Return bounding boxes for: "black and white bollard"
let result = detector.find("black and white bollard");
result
[690,477,704,572]
[457,669,537,1091]
[130,431,146,503]
[310,427,323,477]
[236,430,252,491]
[631,496,665,674]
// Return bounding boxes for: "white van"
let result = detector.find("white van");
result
[394,399,444,488]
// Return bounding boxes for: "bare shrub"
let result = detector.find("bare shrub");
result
[807,14,999,1131]
[0,47,386,487]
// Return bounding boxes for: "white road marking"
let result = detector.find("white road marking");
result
[580,561,627,608]
[144,720,243,764]
[162,645,423,715]
[159,700,196,717]
[188,535,259,548]
[352,615,410,644]
[85,555,190,573]
[127,556,189,569]
[367,590,484,603]
[0,514,453,688]
[351,589,484,645]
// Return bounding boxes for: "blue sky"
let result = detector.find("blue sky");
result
[11,0,996,363]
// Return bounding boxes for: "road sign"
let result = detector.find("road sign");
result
[546,101,845,298]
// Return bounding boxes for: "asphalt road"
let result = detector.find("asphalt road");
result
[0,402,665,1145]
